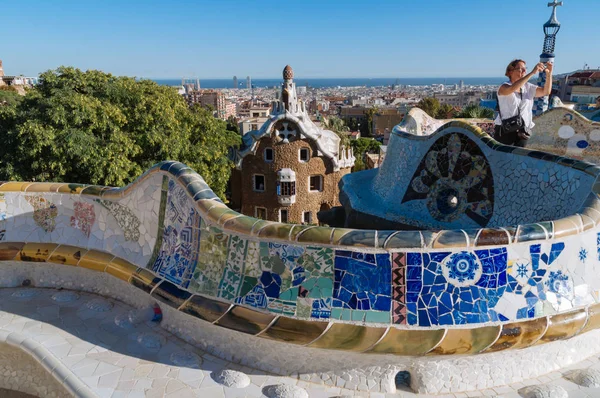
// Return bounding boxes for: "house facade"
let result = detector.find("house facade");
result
[230,65,355,224]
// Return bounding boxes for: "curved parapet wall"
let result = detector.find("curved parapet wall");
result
[1,156,600,358]
[530,107,600,162]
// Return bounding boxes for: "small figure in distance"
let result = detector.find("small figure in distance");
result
[494,59,554,147]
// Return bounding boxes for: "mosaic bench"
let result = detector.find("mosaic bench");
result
[2,125,600,393]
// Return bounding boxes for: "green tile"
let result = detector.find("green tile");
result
[365,311,391,324]
[331,308,343,320]
[351,310,366,322]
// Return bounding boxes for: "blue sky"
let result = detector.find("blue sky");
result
[2,0,598,78]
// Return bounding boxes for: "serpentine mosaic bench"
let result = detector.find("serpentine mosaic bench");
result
[2,132,600,393]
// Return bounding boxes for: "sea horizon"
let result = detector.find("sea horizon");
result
[147,77,506,89]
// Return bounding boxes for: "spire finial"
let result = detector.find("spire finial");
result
[283,65,294,80]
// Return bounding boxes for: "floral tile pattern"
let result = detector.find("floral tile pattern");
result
[70,201,96,238]
[96,199,141,241]
[405,249,508,326]
[26,195,58,233]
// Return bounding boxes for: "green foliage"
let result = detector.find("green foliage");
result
[364,107,379,136]
[350,137,381,155]
[322,116,350,148]
[0,66,240,199]
[416,97,440,118]
[456,104,495,119]
[0,86,18,92]
[0,89,22,107]
[352,157,366,172]
[436,103,457,119]
[226,116,239,134]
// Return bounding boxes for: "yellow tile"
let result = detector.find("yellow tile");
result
[206,204,233,224]
[552,217,580,239]
[216,210,242,227]
[106,257,138,282]
[180,294,231,323]
[366,328,445,355]
[222,216,259,236]
[77,250,114,272]
[48,245,88,266]
[427,326,501,355]
[16,243,58,262]
[215,306,275,335]
[580,303,600,334]
[307,323,386,352]
[133,268,158,285]
[260,317,328,345]
[258,222,296,241]
[0,182,28,192]
[100,188,123,201]
[49,183,64,192]
[0,242,25,260]
[484,317,548,352]
[56,184,86,194]
[288,225,314,241]
[580,214,596,231]
[537,309,587,345]
[23,183,57,193]
[251,220,275,236]
[331,228,353,245]
[81,185,109,197]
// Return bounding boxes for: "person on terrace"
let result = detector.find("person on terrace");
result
[494,59,553,147]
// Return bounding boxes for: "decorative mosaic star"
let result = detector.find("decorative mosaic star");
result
[579,248,588,262]
[516,263,528,278]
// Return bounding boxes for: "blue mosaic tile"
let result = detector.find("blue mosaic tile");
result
[332,250,391,312]
[152,180,201,288]
[404,248,511,326]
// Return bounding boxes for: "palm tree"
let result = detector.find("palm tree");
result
[322,116,351,147]
[457,104,495,119]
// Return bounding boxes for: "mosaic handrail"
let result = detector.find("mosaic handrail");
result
[0,140,600,355]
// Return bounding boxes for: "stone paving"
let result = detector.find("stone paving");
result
[0,287,600,397]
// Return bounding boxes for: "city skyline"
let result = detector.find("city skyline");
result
[2,0,599,78]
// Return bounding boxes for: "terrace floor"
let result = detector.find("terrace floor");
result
[0,287,599,398]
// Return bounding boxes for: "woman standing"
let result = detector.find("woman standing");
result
[494,59,554,147]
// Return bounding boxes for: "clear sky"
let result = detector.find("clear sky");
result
[2,0,598,79]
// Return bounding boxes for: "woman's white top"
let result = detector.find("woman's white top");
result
[495,82,538,131]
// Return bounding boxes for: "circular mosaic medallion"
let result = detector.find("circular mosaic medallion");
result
[136,332,165,351]
[427,179,468,222]
[51,291,80,303]
[85,298,113,312]
[114,312,136,330]
[170,351,202,368]
[442,251,482,287]
[11,289,40,299]
[402,133,494,228]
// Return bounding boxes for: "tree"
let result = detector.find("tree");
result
[349,137,381,172]
[416,97,440,118]
[0,87,22,107]
[364,107,379,136]
[0,67,240,199]
[436,103,458,119]
[456,104,495,119]
[322,116,350,148]
[226,116,239,134]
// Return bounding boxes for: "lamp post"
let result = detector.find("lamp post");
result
[533,1,563,116]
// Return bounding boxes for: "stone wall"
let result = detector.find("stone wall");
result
[236,133,350,224]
